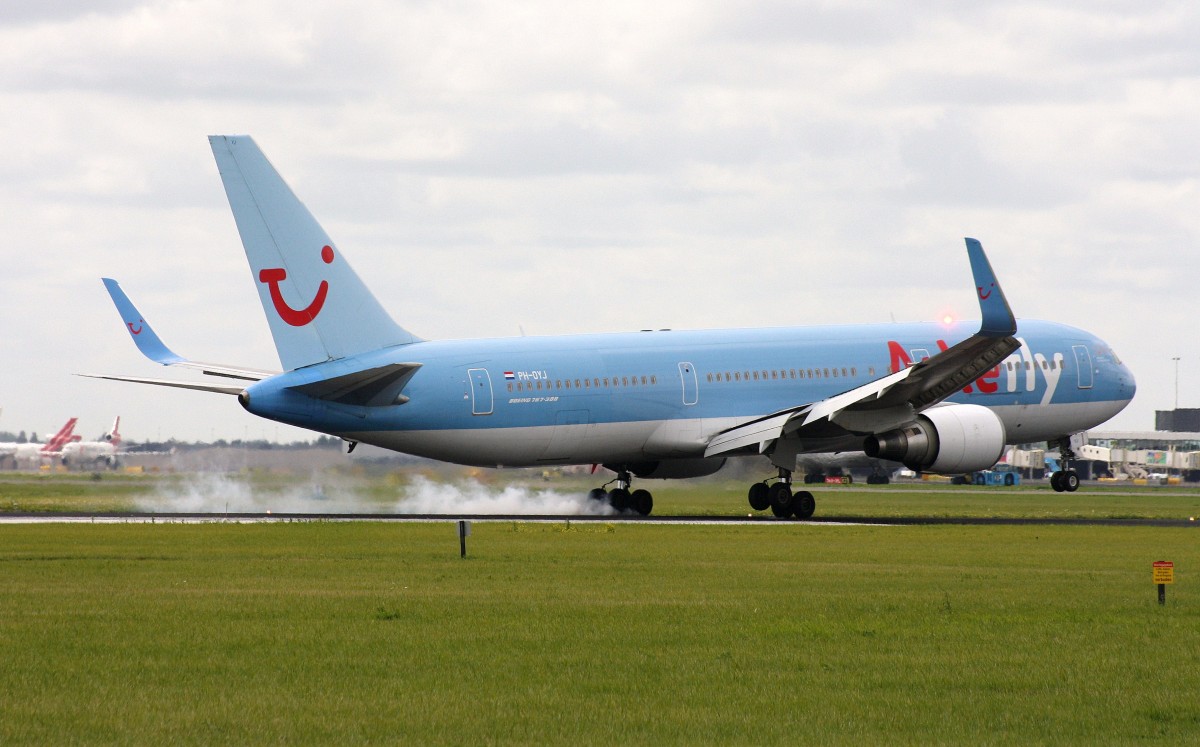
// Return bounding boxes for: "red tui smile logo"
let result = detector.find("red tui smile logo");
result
[259,245,334,326]
[127,320,144,335]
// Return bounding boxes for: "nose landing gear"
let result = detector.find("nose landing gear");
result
[1050,436,1081,493]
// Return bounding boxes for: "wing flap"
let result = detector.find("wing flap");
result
[704,408,807,457]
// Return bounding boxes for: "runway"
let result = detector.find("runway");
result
[0,512,1195,527]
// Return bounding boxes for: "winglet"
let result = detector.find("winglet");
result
[99,278,276,382]
[102,278,185,366]
[965,238,1016,337]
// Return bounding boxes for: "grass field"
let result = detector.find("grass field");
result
[1,518,1197,744]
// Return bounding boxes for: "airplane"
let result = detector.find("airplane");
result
[60,417,122,470]
[0,417,80,468]
[85,136,1136,517]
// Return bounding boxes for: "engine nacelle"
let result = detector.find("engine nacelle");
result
[626,458,727,480]
[862,404,1006,474]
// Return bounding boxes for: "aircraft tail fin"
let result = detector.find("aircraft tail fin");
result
[209,136,420,371]
[105,416,122,448]
[41,418,78,453]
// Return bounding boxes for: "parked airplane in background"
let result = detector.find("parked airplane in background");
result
[0,417,79,468]
[87,136,1136,517]
[60,417,122,470]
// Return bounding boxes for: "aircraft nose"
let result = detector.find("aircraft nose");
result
[1119,363,1137,399]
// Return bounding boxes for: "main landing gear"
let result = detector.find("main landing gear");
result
[747,467,816,519]
[588,469,653,516]
[1050,435,1080,493]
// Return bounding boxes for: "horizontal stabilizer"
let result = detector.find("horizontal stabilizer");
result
[77,374,245,396]
[289,363,422,406]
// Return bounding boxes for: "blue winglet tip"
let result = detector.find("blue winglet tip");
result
[964,238,1017,337]
[101,277,185,365]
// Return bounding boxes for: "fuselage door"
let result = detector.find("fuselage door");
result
[679,362,698,406]
[1072,345,1093,389]
[468,368,494,415]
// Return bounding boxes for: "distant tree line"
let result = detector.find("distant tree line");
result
[113,435,344,453]
[0,431,38,443]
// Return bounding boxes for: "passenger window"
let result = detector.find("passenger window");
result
[841,368,847,377]
[603,377,609,386]
[536,381,543,390]
[651,375,657,385]
[823,368,829,378]
[507,383,513,392]
[575,379,581,388]
[734,372,741,382]
[833,368,839,378]
[641,376,647,385]
[622,377,628,386]
[753,371,759,381]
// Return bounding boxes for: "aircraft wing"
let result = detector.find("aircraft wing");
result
[705,238,1020,458]
[100,278,278,384]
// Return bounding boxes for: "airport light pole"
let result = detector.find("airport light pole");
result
[1173,356,1181,410]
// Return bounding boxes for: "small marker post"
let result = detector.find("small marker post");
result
[458,520,471,559]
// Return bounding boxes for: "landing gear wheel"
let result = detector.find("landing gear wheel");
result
[1062,470,1079,492]
[587,488,607,502]
[608,487,631,512]
[630,489,653,516]
[794,490,816,520]
[768,483,794,518]
[747,482,770,511]
[1050,471,1065,492]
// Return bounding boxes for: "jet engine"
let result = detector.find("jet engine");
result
[862,404,1006,474]
[627,458,727,479]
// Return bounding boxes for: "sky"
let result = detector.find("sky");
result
[1,0,1196,443]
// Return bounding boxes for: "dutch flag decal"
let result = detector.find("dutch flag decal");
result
[504,371,515,380]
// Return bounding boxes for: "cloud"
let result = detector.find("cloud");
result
[0,0,1194,445]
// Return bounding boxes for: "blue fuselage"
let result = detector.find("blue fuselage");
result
[241,318,1135,468]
